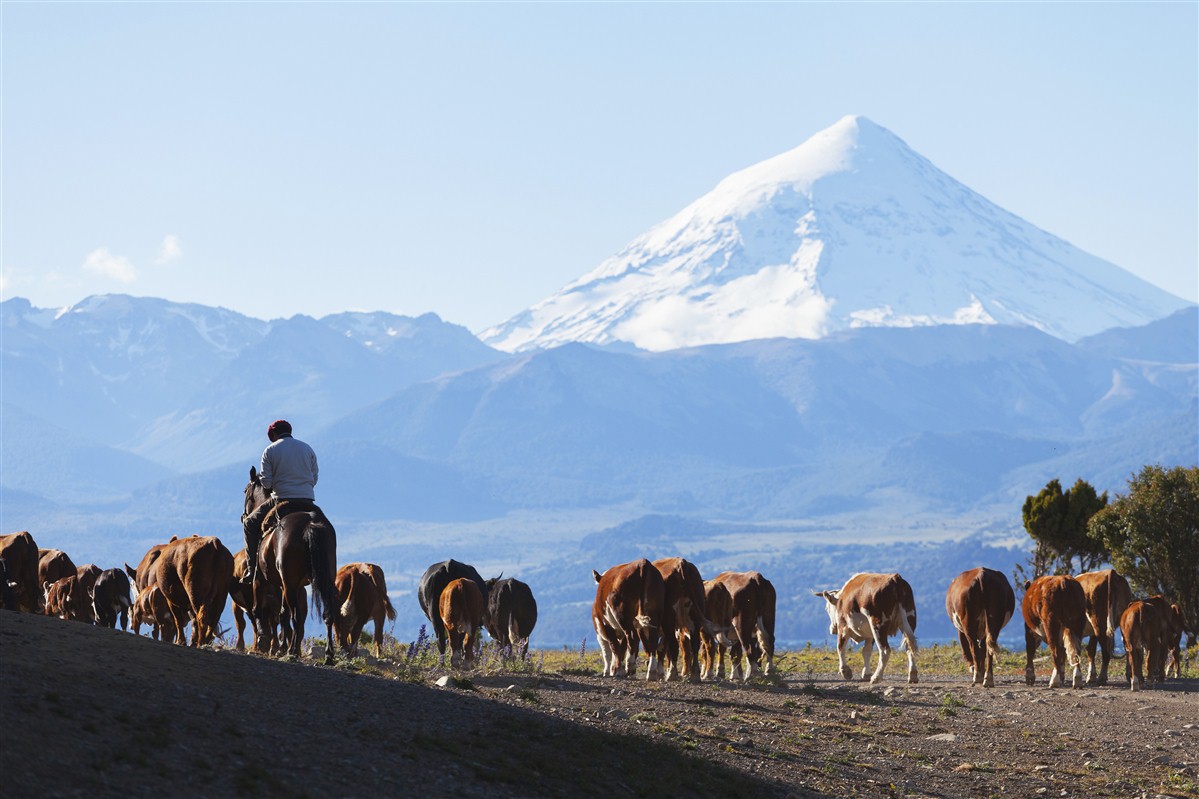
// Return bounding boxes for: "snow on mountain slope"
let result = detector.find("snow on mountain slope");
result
[482,116,1191,352]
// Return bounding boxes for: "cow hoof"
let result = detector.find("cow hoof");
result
[908,673,919,685]
[839,667,854,680]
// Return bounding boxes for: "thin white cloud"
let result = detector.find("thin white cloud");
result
[83,247,137,283]
[156,234,182,265]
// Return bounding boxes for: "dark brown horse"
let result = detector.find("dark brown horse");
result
[244,471,338,664]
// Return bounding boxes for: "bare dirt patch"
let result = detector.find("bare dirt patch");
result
[3,611,1196,798]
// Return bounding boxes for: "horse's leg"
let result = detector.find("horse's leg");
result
[291,586,307,659]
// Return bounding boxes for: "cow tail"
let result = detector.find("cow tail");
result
[305,522,337,626]
[383,593,397,622]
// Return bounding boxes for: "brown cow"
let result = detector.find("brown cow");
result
[38,549,77,598]
[591,559,665,681]
[154,536,234,647]
[125,536,181,593]
[43,575,92,622]
[652,557,710,682]
[1073,569,1132,685]
[817,573,919,684]
[335,562,397,659]
[130,585,177,642]
[699,571,776,682]
[439,577,484,669]
[1,532,42,612]
[1022,575,1086,689]
[1121,597,1171,691]
[945,567,1015,688]
[75,564,103,598]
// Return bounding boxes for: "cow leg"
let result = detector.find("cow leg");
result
[835,632,854,681]
[860,636,876,682]
[595,621,617,677]
[374,615,385,659]
[1084,635,1099,685]
[233,605,247,651]
[1024,623,1041,686]
[957,630,976,681]
[867,621,891,684]
[732,616,757,682]
[1096,632,1112,685]
[1129,644,1144,691]
[755,615,774,677]
[730,639,745,682]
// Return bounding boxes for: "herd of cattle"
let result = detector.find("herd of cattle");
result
[0,527,1190,692]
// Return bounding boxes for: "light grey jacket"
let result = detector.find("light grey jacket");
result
[260,435,318,500]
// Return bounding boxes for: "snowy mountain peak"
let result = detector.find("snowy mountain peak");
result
[481,117,1191,353]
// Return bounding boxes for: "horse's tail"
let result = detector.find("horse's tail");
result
[304,516,338,626]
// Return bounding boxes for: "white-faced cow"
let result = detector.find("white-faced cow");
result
[1120,597,1170,691]
[417,559,489,659]
[652,557,710,682]
[438,577,484,669]
[91,568,133,630]
[1073,569,1132,686]
[945,567,1015,687]
[1022,575,1085,689]
[699,571,776,683]
[591,559,665,681]
[816,572,918,685]
[482,576,537,658]
[43,575,92,623]
[335,562,398,659]
[130,585,177,642]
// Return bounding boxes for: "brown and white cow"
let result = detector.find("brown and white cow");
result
[945,567,1015,688]
[591,559,665,681]
[335,562,398,659]
[652,557,710,682]
[43,575,93,622]
[1073,569,1132,685]
[439,577,484,669]
[154,536,234,647]
[699,571,776,682]
[130,585,177,642]
[125,536,181,593]
[0,531,41,612]
[38,549,77,599]
[1121,597,1171,691]
[1022,575,1086,689]
[817,573,918,684]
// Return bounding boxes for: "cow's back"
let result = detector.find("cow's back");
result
[838,572,917,636]
[1023,575,1086,636]
[419,559,486,623]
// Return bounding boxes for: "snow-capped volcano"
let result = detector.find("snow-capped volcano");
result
[482,116,1191,352]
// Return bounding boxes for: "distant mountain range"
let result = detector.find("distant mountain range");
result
[2,115,1195,646]
[481,116,1190,352]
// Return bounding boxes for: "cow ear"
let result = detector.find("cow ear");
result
[592,569,603,584]
[125,563,137,581]
[1023,580,1032,591]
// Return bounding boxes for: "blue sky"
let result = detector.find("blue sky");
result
[3,2,1196,332]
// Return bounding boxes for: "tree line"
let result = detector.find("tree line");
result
[1018,464,1198,644]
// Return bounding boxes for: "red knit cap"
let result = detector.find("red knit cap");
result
[267,419,293,441]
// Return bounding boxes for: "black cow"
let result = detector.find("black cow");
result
[92,568,133,630]
[483,576,537,657]
[417,560,488,657]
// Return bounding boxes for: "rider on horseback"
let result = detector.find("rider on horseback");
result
[242,419,322,591]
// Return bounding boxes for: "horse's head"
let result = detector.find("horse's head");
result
[243,466,270,522]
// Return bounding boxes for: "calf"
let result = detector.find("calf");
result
[131,585,177,642]
[816,572,918,684]
[1022,576,1085,689]
[945,567,1015,688]
[700,571,776,682]
[482,576,538,658]
[335,562,398,659]
[0,532,42,612]
[591,559,665,681]
[1073,569,1132,685]
[439,577,484,669]
[92,568,133,630]
[43,575,92,622]
[417,559,489,659]
[38,549,77,598]
[652,558,709,682]
[1121,597,1171,691]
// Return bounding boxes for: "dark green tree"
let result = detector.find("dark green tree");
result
[1088,465,1199,644]
[1017,477,1109,582]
